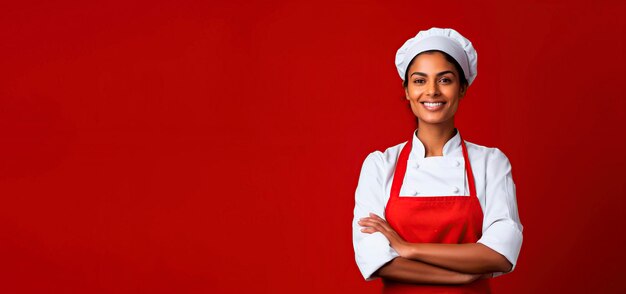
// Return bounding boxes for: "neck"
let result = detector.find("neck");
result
[415,120,456,157]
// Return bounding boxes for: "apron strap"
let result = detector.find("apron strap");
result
[389,135,413,199]
[461,138,477,198]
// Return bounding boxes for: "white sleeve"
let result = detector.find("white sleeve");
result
[476,148,524,277]
[352,151,400,281]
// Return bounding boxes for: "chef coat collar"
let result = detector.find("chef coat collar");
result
[411,127,462,158]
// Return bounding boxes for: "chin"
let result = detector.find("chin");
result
[415,113,453,125]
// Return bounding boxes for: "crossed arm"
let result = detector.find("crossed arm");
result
[358,213,512,283]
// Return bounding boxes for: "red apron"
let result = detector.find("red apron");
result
[382,132,491,293]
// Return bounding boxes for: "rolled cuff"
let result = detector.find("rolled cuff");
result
[355,232,400,281]
[477,220,523,277]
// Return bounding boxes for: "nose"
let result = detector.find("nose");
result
[426,81,440,96]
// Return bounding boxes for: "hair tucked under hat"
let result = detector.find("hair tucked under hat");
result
[395,27,478,86]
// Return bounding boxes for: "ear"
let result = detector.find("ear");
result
[404,85,410,100]
[459,84,468,100]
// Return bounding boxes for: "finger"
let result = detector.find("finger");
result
[362,225,392,240]
[369,212,384,220]
[359,218,380,224]
[368,213,391,227]
[358,219,381,228]
[359,218,385,228]
[361,216,383,224]
[362,216,393,232]
[358,219,386,233]
[360,227,378,234]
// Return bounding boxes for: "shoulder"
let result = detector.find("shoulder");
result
[465,140,509,159]
[464,140,512,172]
[364,140,408,167]
[358,140,408,179]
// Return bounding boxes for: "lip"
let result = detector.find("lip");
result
[420,101,446,111]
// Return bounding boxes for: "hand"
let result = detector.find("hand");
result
[358,213,414,258]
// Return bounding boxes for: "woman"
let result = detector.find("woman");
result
[352,27,523,293]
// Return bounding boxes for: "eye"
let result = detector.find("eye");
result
[413,79,425,85]
[439,77,452,84]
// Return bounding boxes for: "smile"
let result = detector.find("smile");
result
[420,101,446,111]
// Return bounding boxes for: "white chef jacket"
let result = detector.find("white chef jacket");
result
[352,128,523,281]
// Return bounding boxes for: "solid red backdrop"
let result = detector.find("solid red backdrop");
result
[1,0,625,293]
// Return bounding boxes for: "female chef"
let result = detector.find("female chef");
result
[352,27,523,293]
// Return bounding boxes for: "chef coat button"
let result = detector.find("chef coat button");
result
[413,191,420,196]
[454,160,461,167]
[452,186,460,193]
[415,162,420,169]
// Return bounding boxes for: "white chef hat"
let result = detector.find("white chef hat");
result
[395,27,478,86]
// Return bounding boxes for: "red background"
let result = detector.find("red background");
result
[1,0,625,293]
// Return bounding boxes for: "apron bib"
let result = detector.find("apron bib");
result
[382,132,491,294]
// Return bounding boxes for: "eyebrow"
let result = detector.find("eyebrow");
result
[410,70,456,77]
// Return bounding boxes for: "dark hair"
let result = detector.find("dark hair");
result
[402,50,469,89]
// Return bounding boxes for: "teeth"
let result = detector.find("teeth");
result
[424,102,444,107]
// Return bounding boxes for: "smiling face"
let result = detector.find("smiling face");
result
[404,51,468,126]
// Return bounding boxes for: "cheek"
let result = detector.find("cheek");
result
[406,88,424,100]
